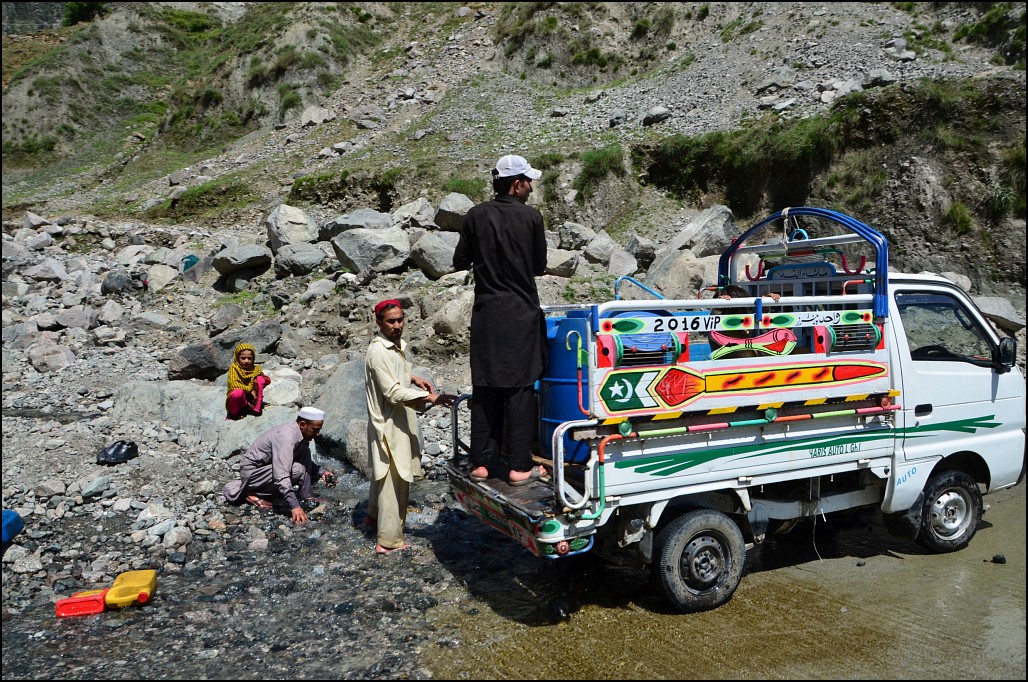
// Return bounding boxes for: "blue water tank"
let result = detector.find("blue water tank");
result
[539,312,592,463]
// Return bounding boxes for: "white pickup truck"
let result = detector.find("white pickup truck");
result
[445,207,1025,613]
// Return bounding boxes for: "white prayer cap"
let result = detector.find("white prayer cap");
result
[298,406,326,421]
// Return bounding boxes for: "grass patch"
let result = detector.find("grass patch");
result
[953,2,1025,66]
[574,144,625,202]
[216,290,258,306]
[143,179,262,221]
[823,149,888,212]
[943,201,974,235]
[635,77,1017,218]
[999,134,1026,217]
[442,177,487,199]
[288,171,351,204]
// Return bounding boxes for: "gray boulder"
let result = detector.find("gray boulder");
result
[313,359,370,475]
[265,204,317,254]
[649,205,738,281]
[434,193,474,232]
[559,221,595,250]
[584,231,618,265]
[275,243,327,277]
[393,198,437,228]
[410,231,460,279]
[212,245,273,275]
[207,303,243,336]
[320,208,393,242]
[545,249,579,278]
[331,227,410,274]
[973,296,1026,334]
[648,251,721,300]
[27,339,76,372]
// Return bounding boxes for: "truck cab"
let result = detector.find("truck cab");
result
[445,207,1025,612]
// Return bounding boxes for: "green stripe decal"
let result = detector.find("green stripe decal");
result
[612,415,999,477]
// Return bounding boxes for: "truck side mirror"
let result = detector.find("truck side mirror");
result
[993,337,1017,373]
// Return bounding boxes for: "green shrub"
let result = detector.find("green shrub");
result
[199,88,223,107]
[632,19,650,40]
[63,2,108,27]
[982,186,1014,223]
[639,111,844,214]
[533,152,565,169]
[161,8,217,34]
[289,171,350,204]
[144,180,260,220]
[574,145,625,200]
[443,177,487,199]
[1000,135,1026,217]
[944,201,974,235]
[953,2,1025,66]
[279,90,302,113]
[653,6,676,36]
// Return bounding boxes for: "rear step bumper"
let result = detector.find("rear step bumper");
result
[444,464,594,558]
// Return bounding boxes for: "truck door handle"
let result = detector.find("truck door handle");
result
[915,404,933,416]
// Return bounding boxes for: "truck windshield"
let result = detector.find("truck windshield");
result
[895,291,993,365]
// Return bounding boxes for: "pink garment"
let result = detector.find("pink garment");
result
[226,374,270,419]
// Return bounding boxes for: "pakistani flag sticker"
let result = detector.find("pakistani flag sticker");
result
[598,370,660,413]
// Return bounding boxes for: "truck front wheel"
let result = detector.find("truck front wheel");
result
[915,470,983,553]
[652,509,745,613]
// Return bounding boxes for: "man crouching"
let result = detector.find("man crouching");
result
[222,406,334,524]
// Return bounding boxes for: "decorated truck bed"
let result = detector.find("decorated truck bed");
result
[445,207,1025,612]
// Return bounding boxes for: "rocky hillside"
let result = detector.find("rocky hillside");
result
[1,3,1026,674]
[2,0,1026,483]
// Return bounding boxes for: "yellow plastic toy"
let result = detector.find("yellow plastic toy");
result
[104,569,158,608]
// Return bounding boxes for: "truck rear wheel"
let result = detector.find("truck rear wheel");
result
[915,470,982,553]
[652,509,745,613]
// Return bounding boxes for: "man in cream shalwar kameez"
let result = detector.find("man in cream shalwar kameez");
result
[365,299,453,553]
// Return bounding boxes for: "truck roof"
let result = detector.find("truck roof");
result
[888,272,964,288]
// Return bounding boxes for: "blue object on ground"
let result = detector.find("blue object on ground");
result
[3,509,25,552]
[181,254,200,272]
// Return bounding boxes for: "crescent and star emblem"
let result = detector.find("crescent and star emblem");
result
[608,378,635,403]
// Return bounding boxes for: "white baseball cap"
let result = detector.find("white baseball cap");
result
[494,154,542,180]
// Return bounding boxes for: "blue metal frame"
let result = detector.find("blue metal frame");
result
[717,207,890,319]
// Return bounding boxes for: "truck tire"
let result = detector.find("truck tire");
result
[915,470,982,553]
[652,509,745,613]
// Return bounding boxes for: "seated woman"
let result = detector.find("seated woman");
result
[226,343,272,420]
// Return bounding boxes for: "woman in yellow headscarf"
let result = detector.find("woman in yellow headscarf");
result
[226,343,272,419]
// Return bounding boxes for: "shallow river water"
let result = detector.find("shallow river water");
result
[2,477,1024,679]
[420,482,1026,680]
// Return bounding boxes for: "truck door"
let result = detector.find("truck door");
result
[892,284,1025,489]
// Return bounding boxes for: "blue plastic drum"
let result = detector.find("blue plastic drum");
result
[539,312,592,463]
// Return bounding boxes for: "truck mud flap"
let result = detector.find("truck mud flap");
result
[882,491,923,540]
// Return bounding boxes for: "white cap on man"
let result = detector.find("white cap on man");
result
[494,154,542,180]
[298,406,326,421]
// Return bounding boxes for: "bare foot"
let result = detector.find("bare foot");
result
[470,466,489,481]
[245,495,273,511]
[375,543,411,555]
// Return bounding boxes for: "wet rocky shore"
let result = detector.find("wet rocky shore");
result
[1,470,508,680]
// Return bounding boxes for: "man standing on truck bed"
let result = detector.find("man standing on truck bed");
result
[453,154,549,487]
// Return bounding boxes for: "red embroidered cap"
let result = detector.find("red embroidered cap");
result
[374,299,402,316]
